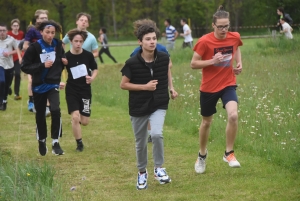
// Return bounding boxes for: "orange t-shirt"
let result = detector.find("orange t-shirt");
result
[193,32,243,93]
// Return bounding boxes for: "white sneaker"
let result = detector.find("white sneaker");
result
[223,152,241,168]
[195,150,207,174]
[136,170,148,190]
[154,167,171,184]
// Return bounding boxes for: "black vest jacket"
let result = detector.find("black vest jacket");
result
[126,49,170,117]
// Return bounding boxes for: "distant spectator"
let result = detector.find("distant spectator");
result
[277,7,293,29]
[180,18,193,48]
[280,18,293,39]
[164,19,178,51]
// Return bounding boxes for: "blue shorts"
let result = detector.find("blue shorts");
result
[200,86,238,117]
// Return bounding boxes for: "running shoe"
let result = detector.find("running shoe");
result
[154,167,171,184]
[38,140,47,156]
[14,95,22,100]
[52,142,64,155]
[148,135,152,143]
[45,106,51,117]
[28,101,34,112]
[195,156,207,174]
[223,152,241,168]
[136,170,148,190]
[0,103,6,111]
[76,143,84,152]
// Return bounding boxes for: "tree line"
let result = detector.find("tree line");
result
[1,0,299,39]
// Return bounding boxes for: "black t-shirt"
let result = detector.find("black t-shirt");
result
[65,49,97,91]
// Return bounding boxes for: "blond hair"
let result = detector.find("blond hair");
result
[11,18,20,26]
[34,9,49,19]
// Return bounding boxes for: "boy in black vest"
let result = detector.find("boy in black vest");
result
[120,23,177,190]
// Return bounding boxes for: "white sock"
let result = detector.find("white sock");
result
[52,139,59,145]
[3,100,7,103]
[147,129,151,135]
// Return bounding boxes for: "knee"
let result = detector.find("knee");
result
[228,112,238,123]
[201,119,213,129]
[72,113,80,124]
[51,109,61,118]
[151,134,163,141]
[81,120,89,126]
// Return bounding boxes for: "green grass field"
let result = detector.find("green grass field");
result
[0,36,299,201]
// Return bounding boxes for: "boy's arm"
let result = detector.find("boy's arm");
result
[233,47,242,75]
[191,51,222,69]
[120,76,157,91]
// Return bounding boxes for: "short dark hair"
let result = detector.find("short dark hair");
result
[67,28,88,41]
[0,23,7,28]
[277,7,284,13]
[36,20,62,33]
[181,18,187,23]
[136,24,159,41]
[76,12,91,23]
[165,18,171,25]
[100,27,106,33]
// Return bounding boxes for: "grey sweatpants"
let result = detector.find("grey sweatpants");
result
[130,109,166,172]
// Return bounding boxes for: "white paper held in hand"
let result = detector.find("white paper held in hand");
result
[70,64,88,79]
[40,51,56,63]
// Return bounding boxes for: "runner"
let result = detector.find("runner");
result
[21,20,67,156]
[62,12,98,58]
[120,21,177,190]
[98,27,117,64]
[64,29,98,152]
[23,9,51,116]
[191,5,243,174]
[0,23,22,111]
[130,19,178,143]
[279,17,293,39]
[180,18,193,48]
[164,18,178,51]
[7,18,24,100]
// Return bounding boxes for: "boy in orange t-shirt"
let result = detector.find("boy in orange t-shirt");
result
[191,5,243,174]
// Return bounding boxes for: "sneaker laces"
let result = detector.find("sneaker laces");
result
[155,168,167,177]
[138,172,147,184]
[226,153,237,161]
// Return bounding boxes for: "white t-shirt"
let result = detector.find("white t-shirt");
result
[0,35,18,69]
[282,22,293,39]
[183,24,193,42]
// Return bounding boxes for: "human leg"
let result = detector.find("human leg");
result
[130,115,149,172]
[1,68,15,110]
[225,101,238,152]
[195,91,219,173]
[131,115,149,189]
[47,88,64,155]
[13,60,21,98]
[221,87,240,167]
[27,75,35,112]
[149,109,171,184]
[0,67,5,109]
[98,48,105,63]
[104,48,117,63]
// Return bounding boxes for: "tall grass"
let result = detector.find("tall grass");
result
[0,151,64,201]
[94,35,300,171]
